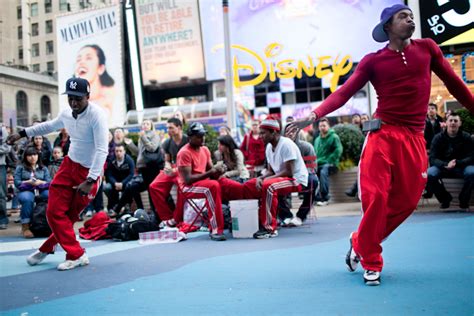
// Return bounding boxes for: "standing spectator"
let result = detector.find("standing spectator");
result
[215,135,249,183]
[427,112,473,209]
[351,114,362,130]
[219,126,232,137]
[149,118,189,227]
[14,146,51,238]
[111,128,137,159]
[240,121,266,177]
[0,124,11,229]
[54,128,71,156]
[314,118,343,206]
[7,77,108,270]
[48,146,64,178]
[424,103,444,151]
[103,144,135,213]
[360,114,370,125]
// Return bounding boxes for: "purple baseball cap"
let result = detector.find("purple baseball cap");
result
[372,4,412,42]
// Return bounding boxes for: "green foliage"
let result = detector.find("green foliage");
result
[333,123,365,171]
[204,124,219,162]
[458,108,474,134]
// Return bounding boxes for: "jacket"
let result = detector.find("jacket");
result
[314,128,343,167]
[105,154,135,186]
[14,164,51,191]
[429,130,473,169]
[424,115,443,149]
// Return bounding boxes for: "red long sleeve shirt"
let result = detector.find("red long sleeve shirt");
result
[313,38,474,132]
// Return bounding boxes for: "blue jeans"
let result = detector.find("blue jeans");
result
[0,165,8,225]
[427,165,474,206]
[317,164,338,202]
[18,190,49,224]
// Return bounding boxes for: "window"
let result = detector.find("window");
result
[16,91,29,127]
[40,96,51,121]
[32,23,39,36]
[59,0,68,11]
[17,6,21,19]
[47,61,54,72]
[30,3,38,16]
[18,47,23,60]
[79,0,90,9]
[44,0,52,13]
[18,26,22,40]
[32,43,39,57]
[32,64,40,72]
[45,20,53,33]
[46,41,54,55]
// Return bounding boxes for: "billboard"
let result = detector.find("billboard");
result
[200,0,403,81]
[419,0,474,46]
[56,5,126,127]
[135,0,205,85]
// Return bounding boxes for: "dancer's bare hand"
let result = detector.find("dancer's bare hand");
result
[74,181,93,196]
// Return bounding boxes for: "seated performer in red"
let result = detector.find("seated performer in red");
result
[236,117,308,239]
[175,122,226,241]
[149,118,188,227]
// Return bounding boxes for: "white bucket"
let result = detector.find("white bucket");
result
[230,199,259,238]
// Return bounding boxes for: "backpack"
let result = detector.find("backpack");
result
[30,200,52,237]
[106,214,159,241]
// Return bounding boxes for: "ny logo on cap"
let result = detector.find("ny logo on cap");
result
[69,81,78,90]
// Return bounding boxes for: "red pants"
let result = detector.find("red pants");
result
[39,156,99,260]
[176,179,224,235]
[149,171,179,221]
[354,124,427,272]
[220,177,301,231]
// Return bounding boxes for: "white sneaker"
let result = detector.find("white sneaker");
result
[27,250,49,266]
[364,270,381,286]
[289,217,303,227]
[281,218,292,227]
[85,210,94,217]
[57,254,90,271]
[316,201,329,206]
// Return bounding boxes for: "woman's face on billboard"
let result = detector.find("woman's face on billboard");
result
[75,47,105,84]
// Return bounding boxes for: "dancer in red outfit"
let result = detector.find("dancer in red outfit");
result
[149,118,188,226]
[175,122,226,241]
[7,77,108,271]
[289,4,474,286]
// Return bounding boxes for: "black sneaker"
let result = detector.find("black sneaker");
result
[253,229,278,239]
[364,270,381,286]
[209,233,226,241]
[345,233,360,272]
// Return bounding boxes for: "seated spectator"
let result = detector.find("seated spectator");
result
[1,124,11,230]
[219,117,309,239]
[314,118,342,206]
[149,118,189,227]
[54,128,71,156]
[176,122,226,241]
[424,103,444,152]
[278,125,319,227]
[31,136,52,167]
[103,144,135,214]
[48,146,64,178]
[14,146,51,238]
[240,120,266,177]
[427,112,473,209]
[214,135,249,183]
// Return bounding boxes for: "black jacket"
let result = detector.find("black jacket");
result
[429,130,474,169]
[424,115,443,149]
[105,154,135,186]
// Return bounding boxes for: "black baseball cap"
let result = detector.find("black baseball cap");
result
[187,122,206,136]
[62,77,90,97]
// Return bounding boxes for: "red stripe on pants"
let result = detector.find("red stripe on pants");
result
[39,156,98,260]
[243,177,302,231]
[354,124,428,272]
[149,171,178,221]
[176,179,224,234]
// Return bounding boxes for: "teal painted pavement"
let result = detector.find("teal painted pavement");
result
[1,213,473,315]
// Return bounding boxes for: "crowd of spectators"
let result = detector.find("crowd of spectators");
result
[0,105,472,239]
